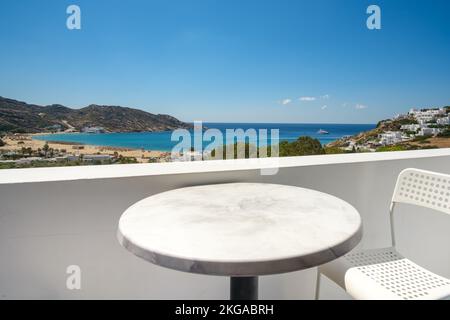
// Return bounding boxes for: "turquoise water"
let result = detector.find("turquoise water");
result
[34,123,375,151]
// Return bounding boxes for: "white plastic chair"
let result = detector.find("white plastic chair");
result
[316,168,450,300]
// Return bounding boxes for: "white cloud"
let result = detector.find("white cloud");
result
[321,105,328,110]
[355,104,368,110]
[299,96,316,101]
[280,98,292,105]
[321,94,330,99]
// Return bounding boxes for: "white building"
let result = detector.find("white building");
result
[409,108,445,116]
[82,127,105,134]
[437,117,450,125]
[82,154,113,162]
[418,127,441,136]
[400,124,421,132]
[378,131,403,145]
[46,124,63,132]
[65,155,80,161]
[409,108,446,124]
[16,157,43,165]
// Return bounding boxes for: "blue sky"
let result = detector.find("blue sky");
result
[0,0,449,124]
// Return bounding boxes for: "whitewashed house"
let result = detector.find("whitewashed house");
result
[82,126,105,134]
[437,117,450,125]
[378,131,403,145]
[400,124,421,132]
[418,127,441,136]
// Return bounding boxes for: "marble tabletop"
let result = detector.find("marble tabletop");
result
[118,183,362,276]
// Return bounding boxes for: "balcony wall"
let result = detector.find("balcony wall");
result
[1,149,450,300]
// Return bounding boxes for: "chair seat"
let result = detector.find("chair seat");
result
[319,247,450,300]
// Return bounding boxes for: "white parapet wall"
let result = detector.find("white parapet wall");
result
[0,149,450,299]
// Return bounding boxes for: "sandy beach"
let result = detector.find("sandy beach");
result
[0,133,169,163]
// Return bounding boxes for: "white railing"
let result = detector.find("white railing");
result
[1,149,450,299]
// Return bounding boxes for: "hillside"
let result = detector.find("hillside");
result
[327,107,450,151]
[0,96,192,133]
[326,117,418,148]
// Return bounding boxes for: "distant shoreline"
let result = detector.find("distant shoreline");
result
[35,139,86,146]
[32,132,162,152]
[35,138,148,153]
[30,123,377,152]
[1,133,168,164]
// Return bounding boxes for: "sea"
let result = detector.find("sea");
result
[33,123,375,151]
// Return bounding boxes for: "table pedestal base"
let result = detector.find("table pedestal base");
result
[230,277,258,300]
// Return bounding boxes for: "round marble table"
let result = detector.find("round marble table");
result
[117,183,362,300]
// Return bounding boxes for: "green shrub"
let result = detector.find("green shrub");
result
[211,142,271,160]
[279,136,325,157]
[118,156,138,164]
[324,146,344,154]
[437,129,450,137]
[209,136,325,159]
[376,145,408,152]
[0,162,16,169]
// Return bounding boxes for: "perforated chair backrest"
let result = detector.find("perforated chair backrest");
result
[392,168,450,215]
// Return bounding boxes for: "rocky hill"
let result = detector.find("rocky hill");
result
[0,96,192,133]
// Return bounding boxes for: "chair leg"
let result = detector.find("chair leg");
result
[315,269,321,300]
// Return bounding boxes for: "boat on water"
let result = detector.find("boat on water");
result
[317,129,329,134]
